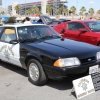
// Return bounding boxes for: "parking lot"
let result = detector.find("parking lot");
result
[0,61,100,100]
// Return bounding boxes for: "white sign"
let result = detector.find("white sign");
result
[73,75,95,99]
[89,65,99,74]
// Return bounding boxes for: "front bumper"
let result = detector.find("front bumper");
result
[43,61,100,80]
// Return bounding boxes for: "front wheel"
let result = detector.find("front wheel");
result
[98,43,100,47]
[27,59,48,86]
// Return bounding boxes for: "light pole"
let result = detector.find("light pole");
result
[5,0,8,9]
[25,0,26,16]
[76,0,78,15]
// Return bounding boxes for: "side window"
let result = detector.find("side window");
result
[67,22,85,30]
[0,28,17,42]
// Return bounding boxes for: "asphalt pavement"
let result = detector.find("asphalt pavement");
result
[0,61,100,100]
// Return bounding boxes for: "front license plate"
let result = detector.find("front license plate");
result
[89,65,99,74]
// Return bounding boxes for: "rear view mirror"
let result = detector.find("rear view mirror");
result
[79,28,87,32]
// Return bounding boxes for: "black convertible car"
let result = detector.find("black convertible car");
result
[0,24,100,85]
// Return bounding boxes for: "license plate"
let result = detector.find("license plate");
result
[89,65,99,74]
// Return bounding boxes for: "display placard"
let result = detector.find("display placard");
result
[73,75,95,99]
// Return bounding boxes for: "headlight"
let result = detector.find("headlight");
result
[96,51,100,60]
[54,57,81,67]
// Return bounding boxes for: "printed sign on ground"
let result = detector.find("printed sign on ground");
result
[73,75,95,99]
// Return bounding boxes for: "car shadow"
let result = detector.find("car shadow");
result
[0,61,84,98]
[0,61,27,77]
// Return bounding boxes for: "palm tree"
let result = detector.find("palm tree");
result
[0,11,6,15]
[37,11,42,16]
[88,8,94,17]
[64,8,68,16]
[97,10,100,17]
[79,12,82,16]
[70,6,76,20]
[80,6,86,15]
[85,12,88,16]
[14,5,20,15]
[31,6,39,14]
[59,6,66,16]
[46,5,53,15]
[26,9,32,16]
[56,10,60,15]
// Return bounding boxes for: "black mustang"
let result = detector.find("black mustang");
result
[0,24,100,85]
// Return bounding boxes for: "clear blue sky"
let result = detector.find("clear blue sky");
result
[2,0,100,12]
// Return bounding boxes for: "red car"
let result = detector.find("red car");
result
[53,20,100,46]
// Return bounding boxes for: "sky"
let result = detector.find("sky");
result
[2,0,100,12]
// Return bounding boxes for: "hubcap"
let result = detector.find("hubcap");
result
[29,63,39,81]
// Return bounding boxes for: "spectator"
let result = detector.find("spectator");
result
[24,17,32,24]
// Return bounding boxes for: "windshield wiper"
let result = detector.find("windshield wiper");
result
[40,35,53,39]
[24,38,38,42]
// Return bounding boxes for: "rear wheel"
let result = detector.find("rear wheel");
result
[27,59,48,85]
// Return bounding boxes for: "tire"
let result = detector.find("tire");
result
[98,44,100,47]
[27,59,48,86]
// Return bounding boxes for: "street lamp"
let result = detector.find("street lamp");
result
[77,0,78,14]
[5,0,8,9]
[25,0,26,16]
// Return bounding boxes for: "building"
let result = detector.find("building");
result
[8,0,67,16]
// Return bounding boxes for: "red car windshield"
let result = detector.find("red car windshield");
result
[85,21,100,32]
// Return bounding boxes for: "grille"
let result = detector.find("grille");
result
[81,57,96,64]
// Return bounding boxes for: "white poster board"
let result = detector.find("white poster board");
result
[73,75,95,99]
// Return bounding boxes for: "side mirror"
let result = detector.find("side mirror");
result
[79,28,87,32]
[10,40,18,44]
[61,28,65,34]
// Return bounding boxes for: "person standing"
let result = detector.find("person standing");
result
[24,17,32,24]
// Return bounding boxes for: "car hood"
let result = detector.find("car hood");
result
[28,38,100,59]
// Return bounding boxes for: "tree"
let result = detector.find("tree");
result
[59,6,66,16]
[80,6,86,15]
[88,8,94,17]
[56,10,60,15]
[26,9,32,16]
[14,5,20,15]
[37,11,42,16]
[31,6,39,14]
[46,5,53,15]
[79,12,83,16]
[64,8,68,16]
[97,10,100,17]
[0,11,6,15]
[70,6,76,20]
[85,12,88,16]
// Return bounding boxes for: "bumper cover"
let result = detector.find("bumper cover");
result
[43,61,100,80]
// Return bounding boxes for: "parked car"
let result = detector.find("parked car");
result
[53,20,100,46]
[0,24,100,86]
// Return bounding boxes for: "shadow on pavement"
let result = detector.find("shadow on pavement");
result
[0,61,27,77]
[0,60,84,98]
[46,79,73,90]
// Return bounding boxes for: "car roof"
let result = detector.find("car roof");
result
[68,20,99,23]
[3,24,46,27]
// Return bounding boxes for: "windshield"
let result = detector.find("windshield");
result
[17,25,61,42]
[85,21,100,32]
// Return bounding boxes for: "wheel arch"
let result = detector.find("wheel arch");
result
[97,42,100,46]
[25,53,42,68]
